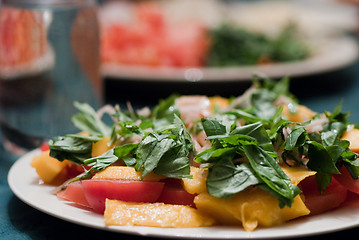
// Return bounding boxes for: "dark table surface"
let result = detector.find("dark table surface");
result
[2,38,359,239]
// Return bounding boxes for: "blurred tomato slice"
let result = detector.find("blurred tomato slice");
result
[157,179,196,207]
[300,175,348,215]
[334,166,359,194]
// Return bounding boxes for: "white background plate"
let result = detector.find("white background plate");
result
[101,36,359,83]
[8,149,359,239]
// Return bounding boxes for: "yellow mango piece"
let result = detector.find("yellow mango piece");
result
[281,166,316,185]
[92,136,112,157]
[182,166,208,194]
[209,96,229,112]
[341,128,359,153]
[282,104,314,123]
[104,199,215,228]
[194,188,309,232]
[92,166,164,181]
[31,150,68,184]
[187,165,313,231]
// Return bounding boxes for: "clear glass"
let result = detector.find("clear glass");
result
[0,0,102,154]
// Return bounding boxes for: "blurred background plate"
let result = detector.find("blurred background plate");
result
[101,35,359,82]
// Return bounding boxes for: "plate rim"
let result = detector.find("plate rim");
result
[7,149,359,239]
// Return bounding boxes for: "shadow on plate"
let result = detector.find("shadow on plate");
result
[104,62,358,108]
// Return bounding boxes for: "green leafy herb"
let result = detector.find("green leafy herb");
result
[207,158,261,198]
[206,23,309,67]
[72,102,112,137]
[49,135,95,164]
[243,144,299,207]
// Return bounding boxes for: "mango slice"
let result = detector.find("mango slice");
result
[281,166,316,185]
[194,188,309,232]
[92,166,164,181]
[282,104,314,123]
[209,96,229,111]
[31,150,68,184]
[92,136,113,157]
[184,165,314,231]
[104,199,215,228]
[341,128,359,153]
[182,166,208,194]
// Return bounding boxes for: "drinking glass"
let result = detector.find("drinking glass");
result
[0,0,102,154]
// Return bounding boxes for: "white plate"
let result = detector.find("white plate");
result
[101,36,359,83]
[8,149,359,239]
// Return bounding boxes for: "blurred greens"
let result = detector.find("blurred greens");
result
[206,23,310,66]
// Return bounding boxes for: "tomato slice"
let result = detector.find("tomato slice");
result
[81,180,165,213]
[334,166,359,194]
[300,175,348,215]
[39,142,49,151]
[57,181,91,209]
[157,179,196,207]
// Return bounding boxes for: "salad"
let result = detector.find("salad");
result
[31,77,359,231]
[100,1,310,68]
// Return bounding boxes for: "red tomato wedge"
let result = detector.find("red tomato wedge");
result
[334,166,359,194]
[81,180,165,213]
[300,176,348,215]
[57,181,91,209]
[39,142,49,151]
[157,179,196,207]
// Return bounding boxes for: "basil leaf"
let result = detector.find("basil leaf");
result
[202,118,227,137]
[195,147,236,163]
[307,141,340,175]
[151,94,180,120]
[155,156,191,179]
[243,144,296,206]
[345,159,359,179]
[135,115,193,179]
[321,122,346,147]
[135,133,174,178]
[285,127,307,151]
[226,109,261,123]
[314,171,332,192]
[259,184,301,209]
[251,90,278,121]
[231,122,274,152]
[114,143,138,161]
[207,158,261,198]
[72,102,112,136]
[49,135,93,164]
[84,148,118,169]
